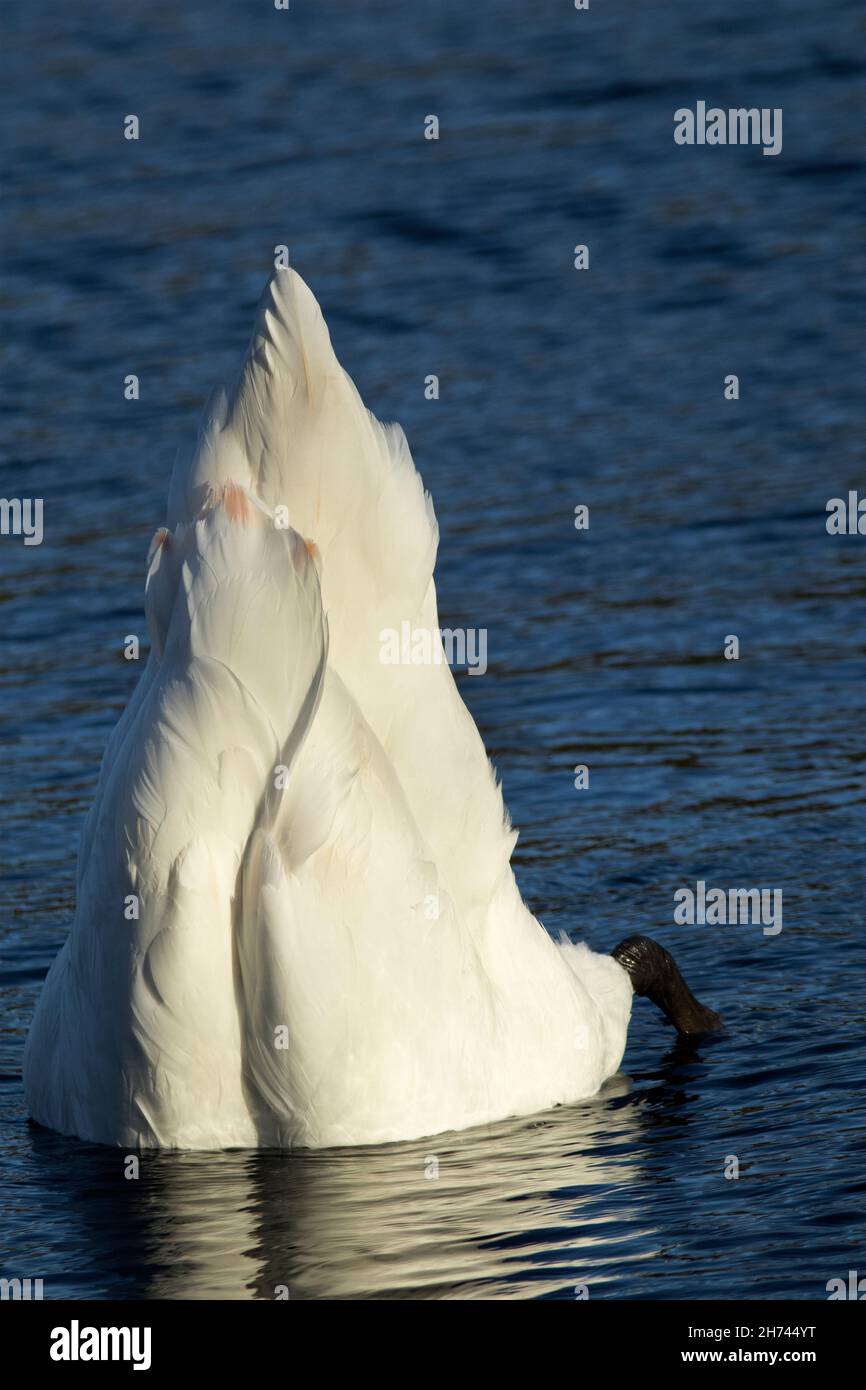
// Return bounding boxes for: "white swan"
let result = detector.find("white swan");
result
[24,270,719,1149]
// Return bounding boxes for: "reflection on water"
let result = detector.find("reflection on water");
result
[29,1079,656,1300]
[10,1012,861,1300]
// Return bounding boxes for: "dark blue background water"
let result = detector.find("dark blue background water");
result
[1,0,864,1299]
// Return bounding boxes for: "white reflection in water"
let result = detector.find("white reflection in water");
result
[129,1078,651,1300]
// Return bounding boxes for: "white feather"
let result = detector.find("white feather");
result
[25,271,631,1149]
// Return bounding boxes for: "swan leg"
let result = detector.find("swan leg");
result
[612,935,722,1036]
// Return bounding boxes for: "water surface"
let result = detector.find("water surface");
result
[1,0,864,1299]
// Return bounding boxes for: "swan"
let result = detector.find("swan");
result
[24,269,720,1150]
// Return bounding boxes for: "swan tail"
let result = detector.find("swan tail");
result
[25,485,328,1146]
[168,269,517,933]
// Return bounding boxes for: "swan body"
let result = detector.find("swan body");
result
[24,270,633,1149]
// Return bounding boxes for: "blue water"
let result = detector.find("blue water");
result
[1,0,865,1299]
